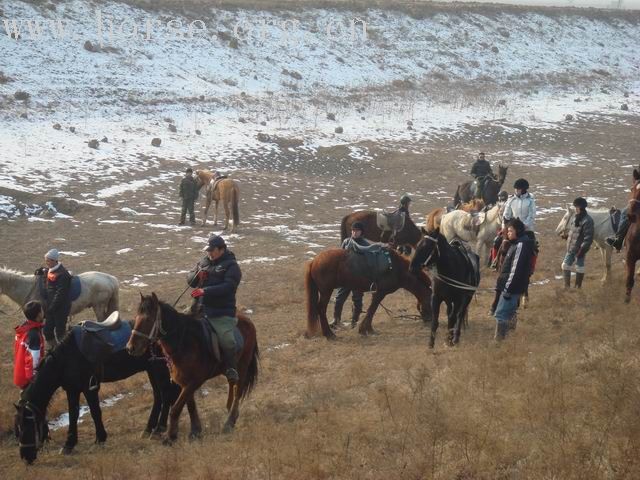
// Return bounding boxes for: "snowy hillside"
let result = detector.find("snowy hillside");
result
[0,0,639,213]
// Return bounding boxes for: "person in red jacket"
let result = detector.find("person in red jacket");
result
[14,301,45,390]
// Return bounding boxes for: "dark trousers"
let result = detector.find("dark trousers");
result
[44,311,68,342]
[334,287,363,318]
[180,199,195,224]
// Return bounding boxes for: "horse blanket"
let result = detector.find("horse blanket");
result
[345,241,393,282]
[72,321,132,364]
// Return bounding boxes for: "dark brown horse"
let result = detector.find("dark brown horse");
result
[625,169,640,303]
[126,293,259,440]
[340,211,422,252]
[305,248,433,339]
[454,164,508,207]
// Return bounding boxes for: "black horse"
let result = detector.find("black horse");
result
[453,164,508,207]
[15,325,179,464]
[410,229,480,348]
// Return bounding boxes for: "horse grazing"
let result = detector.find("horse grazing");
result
[126,293,259,440]
[624,169,640,302]
[425,199,486,232]
[0,268,119,321]
[15,324,177,464]
[410,229,480,348]
[340,210,422,252]
[194,169,240,231]
[454,164,508,207]
[555,206,615,283]
[305,248,433,338]
[439,204,504,266]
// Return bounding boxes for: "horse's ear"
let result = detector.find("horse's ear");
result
[151,291,159,304]
[139,291,144,301]
[633,169,640,181]
[421,226,427,234]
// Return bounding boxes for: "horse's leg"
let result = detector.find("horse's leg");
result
[602,245,611,283]
[156,382,180,436]
[223,383,241,434]
[318,290,336,340]
[214,199,220,227]
[358,292,384,336]
[429,297,442,349]
[453,297,473,345]
[222,199,231,231]
[166,384,196,443]
[625,257,636,303]
[201,193,211,226]
[186,395,202,439]
[144,371,162,437]
[61,391,81,455]
[84,389,107,444]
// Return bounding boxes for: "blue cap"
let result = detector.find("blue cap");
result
[205,235,226,251]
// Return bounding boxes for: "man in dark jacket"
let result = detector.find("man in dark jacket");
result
[331,221,370,329]
[188,235,242,383]
[470,152,494,198]
[38,249,72,349]
[493,218,534,340]
[561,197,594,289]
[179,167,199,226]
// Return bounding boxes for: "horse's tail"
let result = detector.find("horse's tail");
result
[106,280,119,316]
[426,208,442,232]
[232,185,240,226]
[340,215,350,241]
[241,340,259,400]
[305,260,320,336]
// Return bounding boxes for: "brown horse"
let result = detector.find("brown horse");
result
[454,164,508,207]
[426,199,486,232]
[194,169,240,231]
[340,211,422,252]
[126,293,259,440]
[305,248,433,339]
[625,169,640,303]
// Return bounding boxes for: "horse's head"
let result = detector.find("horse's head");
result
[127,292,161,357]
[15,399,46,465]
[497,164,508,184]
[410,228,441,274]
[555,205,574,240]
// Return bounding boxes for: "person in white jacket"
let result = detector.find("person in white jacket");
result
[502,178,536,235]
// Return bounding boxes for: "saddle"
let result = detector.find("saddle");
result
[345,240,393,283]
[376,211,405,234]
[199,317,244,363]
[450,240,481,287]
[72,312,131,364]
[610,207,621,232]
[36,275,82,307]
[209,176,229,194]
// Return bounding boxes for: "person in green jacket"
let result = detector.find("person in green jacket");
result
[179,168,199,226]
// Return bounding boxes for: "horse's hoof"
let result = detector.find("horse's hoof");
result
[325,332,337,341]
[189,430,202,441]
[222,422,235,434]
[59,446,74,455]
[95,438,106,445]
[162,437,175,446]
[625,295,631,304]
[428,339,435,349]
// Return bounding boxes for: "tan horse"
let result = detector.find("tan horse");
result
[194,170,240,231]
[425,199,485,232]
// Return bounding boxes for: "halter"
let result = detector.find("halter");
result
[419,235,479,292]
[18,401,47,450]
[131,303,165,343]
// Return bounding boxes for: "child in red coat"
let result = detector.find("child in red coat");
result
[14,301,45,390]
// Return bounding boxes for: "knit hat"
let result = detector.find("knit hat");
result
[45,249,59,261]
[204,235,226,251]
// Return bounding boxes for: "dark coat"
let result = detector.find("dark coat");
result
[496,234,534,295]
[566,212,594,255]
[45,264,72,316]
[470,159,493,178]
[179,175,199,201]
[187,251,241,318]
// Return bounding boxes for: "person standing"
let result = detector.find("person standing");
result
[561,197,594,289]
[179,167,199,226]
[14,301,45,390]
[38,249,72,350]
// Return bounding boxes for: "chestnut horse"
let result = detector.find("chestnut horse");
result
[194,169,240,231]
[126,293,259,440]
[426,199,486,232]
[340,211,422,252]
[305,248,433,339]
[454,164,508,207]
[625,169,640,303]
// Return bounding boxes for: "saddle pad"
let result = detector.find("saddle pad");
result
[376,211,405,232]
[346,247,392,281]
[72,322,132,364]
[37,275,81,303]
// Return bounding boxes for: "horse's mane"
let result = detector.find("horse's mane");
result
[0,266,26,275]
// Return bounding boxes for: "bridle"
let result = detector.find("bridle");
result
[131,302,165,344]
[418,234,440,268]
[18,401,46,451]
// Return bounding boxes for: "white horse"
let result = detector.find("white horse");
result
[0,268,119,321]
[555,206,615,283]
[440,204,504,266]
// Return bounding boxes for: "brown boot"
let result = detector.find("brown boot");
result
[563,270,571,290]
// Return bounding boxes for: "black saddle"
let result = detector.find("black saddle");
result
[450,240,481,287]
[345,240,393,282]
[610,207,621,233]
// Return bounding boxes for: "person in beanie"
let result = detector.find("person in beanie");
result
[179,167,199,226]
[493,218,534,340]
[187,235,242,383]
[14,301,45,390]
[561,197,594,289]
[331,221,371,329]
[37,249,72,350]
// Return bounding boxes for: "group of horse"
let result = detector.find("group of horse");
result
[4,165,640,465]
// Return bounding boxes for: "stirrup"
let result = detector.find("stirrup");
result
[225,368,239,384]
[88,375,100,391]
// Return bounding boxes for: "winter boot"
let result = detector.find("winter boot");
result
[563,270,572,290]
[575,272,585,289]
[494,322,507,341]
[222,346,239,384]
[331,302,344,329]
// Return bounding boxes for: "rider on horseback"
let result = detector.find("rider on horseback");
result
[188,235,241,384]
[332,221,369,329]
[606,209,631,252]
[470,152,494,198]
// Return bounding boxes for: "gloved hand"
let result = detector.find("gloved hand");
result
[191,288,204,298]
[197,270,208,282]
